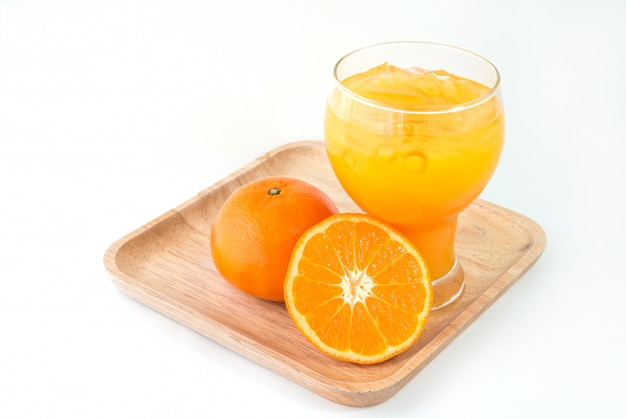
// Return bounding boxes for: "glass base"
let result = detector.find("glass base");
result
[431,260,464,310]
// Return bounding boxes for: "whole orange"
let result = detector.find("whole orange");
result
[210,176,339,302]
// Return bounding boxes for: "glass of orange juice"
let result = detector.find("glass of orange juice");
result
[324,41,505,309]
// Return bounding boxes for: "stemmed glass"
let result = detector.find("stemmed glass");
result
[324,41,505,309]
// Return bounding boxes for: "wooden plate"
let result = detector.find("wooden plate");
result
[104,141,546,406]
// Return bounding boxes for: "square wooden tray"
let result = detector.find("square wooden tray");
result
[104,141,546,407]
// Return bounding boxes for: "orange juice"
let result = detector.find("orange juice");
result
[325,63,505,279]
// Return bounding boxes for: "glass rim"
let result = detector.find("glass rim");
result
[332,41,502,115]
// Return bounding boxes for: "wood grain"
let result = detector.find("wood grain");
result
[103,140,546,407]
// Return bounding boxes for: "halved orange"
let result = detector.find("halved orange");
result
[284,213,433,364]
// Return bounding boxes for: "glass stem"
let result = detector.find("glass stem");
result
[396,217,458,281]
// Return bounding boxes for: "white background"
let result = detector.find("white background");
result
[1,0,625,416]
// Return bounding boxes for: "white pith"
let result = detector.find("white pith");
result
[340,267,375,307]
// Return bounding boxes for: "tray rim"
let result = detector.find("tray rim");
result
[103,140,547,406]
